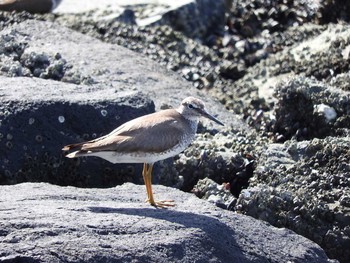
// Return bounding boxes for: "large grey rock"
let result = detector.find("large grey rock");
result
[0,20,231,114]
[0,183,335,262]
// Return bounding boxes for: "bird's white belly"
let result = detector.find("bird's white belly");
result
[87,136,193,164]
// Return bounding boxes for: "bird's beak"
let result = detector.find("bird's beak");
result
[200,109,224,126]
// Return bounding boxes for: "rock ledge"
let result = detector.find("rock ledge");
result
[0,183,334,262]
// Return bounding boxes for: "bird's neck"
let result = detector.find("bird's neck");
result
[189,119,199,134]
[176,106,200,133]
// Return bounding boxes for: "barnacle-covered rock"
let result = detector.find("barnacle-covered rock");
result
[174,124,264,197]
[236,137,350,262]
[272,77,350,141]
[192,177,236,209]
[0,32,95,84]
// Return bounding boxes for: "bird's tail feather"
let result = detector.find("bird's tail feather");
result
[62,142,89,158]
[65,151,81,158]
[62,142,85,152]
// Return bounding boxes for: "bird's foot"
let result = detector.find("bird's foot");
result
[145,199,175,208]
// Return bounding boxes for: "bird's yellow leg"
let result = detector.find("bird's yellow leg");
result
[145,163,156,205]
[145,163,175,208]
[142,163,151,202]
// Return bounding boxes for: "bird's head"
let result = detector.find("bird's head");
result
[177,97,224,126]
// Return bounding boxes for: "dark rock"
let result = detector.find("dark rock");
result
[227,0,318,36]
[175,129,261,196]
[192,177,236,209]
[138,0,227,41]
[0,76,154,187]
[317,0,350,23]
[0,182,335,262]
[0,0,62,13]
[219,60,246,80]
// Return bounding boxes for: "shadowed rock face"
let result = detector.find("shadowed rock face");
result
[0,183,334,263]
[0,78,155,187]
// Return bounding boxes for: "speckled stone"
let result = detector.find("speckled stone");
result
[272,76,350,141]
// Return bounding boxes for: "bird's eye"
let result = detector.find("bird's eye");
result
[188,104,194,109]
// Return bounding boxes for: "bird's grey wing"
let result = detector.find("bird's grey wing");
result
[62,114,155,152]
[62,132,113,152]
[78,117,185,153]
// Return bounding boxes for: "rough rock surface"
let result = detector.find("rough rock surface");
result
[147,0,227,41]
[0,183,335,263]
[236,137,350,262]
[0,1,350,262]
[175,129,262,195]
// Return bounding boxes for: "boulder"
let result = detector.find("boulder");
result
[144,0,227,41]
[0,182,335,262]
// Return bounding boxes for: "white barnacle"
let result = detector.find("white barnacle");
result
[28,118,35,125]
[314,104,337,123]
[58,116,65,123]
[101,109,108,117]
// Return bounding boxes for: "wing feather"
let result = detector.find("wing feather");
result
[63,109,190,154]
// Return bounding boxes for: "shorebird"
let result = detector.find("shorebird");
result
[62,97,224,207]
